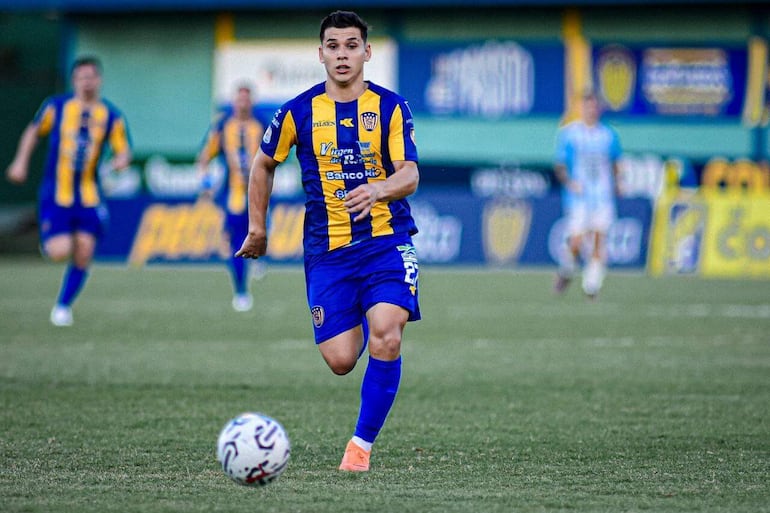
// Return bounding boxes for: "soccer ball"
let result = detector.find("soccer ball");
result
[216,412,291,486]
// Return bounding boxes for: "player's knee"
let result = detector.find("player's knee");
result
[368,330,402,361]
[43,245,70,262]
[326,357,357,376]
[72,252,93,268]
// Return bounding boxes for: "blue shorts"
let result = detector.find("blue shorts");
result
[38,200,108,244]
[225,211,248,252]
[304,233,421,344]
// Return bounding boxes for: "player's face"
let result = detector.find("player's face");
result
[319,27,371,87]
[582,97,600,125]
[72,64,102,101]
[234,89,252,116]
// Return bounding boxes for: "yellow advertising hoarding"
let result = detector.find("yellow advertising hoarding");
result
[649,192,770,278]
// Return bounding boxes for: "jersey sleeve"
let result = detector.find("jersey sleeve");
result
[108,112,131,155]
[554,127,571,167]
[33,97,57,137]
[609,127,622,162]
[199,118,223,161]
[260,105,297,163]
[387,100,418,162]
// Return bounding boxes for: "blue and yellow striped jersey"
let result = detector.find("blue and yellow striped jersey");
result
[34,93,131,207]
[261,81,419,257]
[200,112,263,214]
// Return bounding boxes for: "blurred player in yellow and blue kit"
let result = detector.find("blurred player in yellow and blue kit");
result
[5,56,132,326]
[236,11,420,472]
[196,84,265,312]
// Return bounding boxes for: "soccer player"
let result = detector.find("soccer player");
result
[5,56,132,326]
[236,10,420,472]
[196,84,265,312]
[553,91,622,299]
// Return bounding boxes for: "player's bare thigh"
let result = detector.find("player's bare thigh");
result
[318,325,366,375]
[43,231,96,267]
[318,303,408,374]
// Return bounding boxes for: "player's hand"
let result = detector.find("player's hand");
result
[5,160,27,185]
[198,189,213,202]
[235,231,267,259]
[110,153,131,171]
[567,180,583,195]
[344,183,382,222]
[198,173,214,201]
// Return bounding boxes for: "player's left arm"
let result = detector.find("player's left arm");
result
[610,128,623,196]
[196,128,220,169]
[345,99,419,221]
[344,160,419,222]
[108,116,132,170]
[195,127,222,196]
[612,160,623,196]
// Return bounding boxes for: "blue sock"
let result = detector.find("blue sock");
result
[57,264,88,306]
[354,356,402,444]
[230,256,247,295]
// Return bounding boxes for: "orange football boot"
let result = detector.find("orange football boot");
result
[338,440,371,472]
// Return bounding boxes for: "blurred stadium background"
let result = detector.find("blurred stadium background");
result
[1,0,769,279]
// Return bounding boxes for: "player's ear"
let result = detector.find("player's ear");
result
[364,43,371,62]
[319,46,324,63]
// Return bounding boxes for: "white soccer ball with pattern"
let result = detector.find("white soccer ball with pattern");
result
[216,412,291,486]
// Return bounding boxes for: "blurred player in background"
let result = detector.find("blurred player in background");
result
[196,84,265,312]
[236,10,420,472]
[5,56,132,326]
[553,91,621,299]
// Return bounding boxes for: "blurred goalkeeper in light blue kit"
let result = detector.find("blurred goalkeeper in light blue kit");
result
[553,91,622,299]
[5,56,132,326]
[236,10,420,472]
[196,84,265,312]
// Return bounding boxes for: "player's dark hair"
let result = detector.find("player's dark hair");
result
[71,55,103,76]
[319,10,369,43]
[235,82,252,94]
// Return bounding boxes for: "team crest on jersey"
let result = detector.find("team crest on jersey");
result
[360,112,378,132]
[263,126,273,144]
[311,305,325,328]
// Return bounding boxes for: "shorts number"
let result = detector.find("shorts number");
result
[404,261,419,286]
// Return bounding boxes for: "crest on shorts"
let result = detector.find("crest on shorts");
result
[360,112,378,132]
[311,305,325,328]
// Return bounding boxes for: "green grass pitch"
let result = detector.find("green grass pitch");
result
[1,257,768,512]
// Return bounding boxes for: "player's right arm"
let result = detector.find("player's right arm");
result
[195,123,222,196]
[7,98,56,184]
[5,122,40,185]
[554,127,582,195]
[235,148,278,259]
